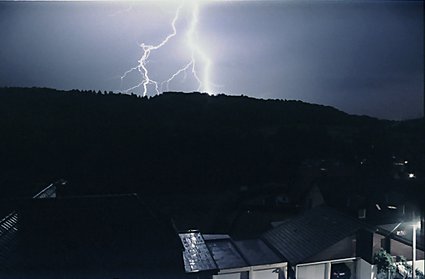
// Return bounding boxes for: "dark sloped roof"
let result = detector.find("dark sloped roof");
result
[179,233,286,273]
[205,238,247,269]
[0,212,18,272]
[262,206,369,265]
[233,239,282,266]
[0,183,58,273]
[0,194,188,278]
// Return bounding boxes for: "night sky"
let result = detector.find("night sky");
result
[0,0,423,120]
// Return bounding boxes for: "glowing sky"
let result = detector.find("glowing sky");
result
[0,0,423,120]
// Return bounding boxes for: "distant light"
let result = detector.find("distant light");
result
[404,160,408,164]
[387,205,397,210]
[408,173,416,179]
[413,221,421,230]
[396,230,406,236]
[376,204,381,211]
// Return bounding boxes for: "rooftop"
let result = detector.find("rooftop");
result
[262,206,372,265]
[0,192,188,278]
[179,232,283,273]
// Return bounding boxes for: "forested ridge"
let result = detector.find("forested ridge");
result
[0,87,423,201]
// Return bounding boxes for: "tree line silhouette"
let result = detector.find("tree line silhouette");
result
[0,87,423,202]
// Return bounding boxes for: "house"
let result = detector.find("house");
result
[300,176,424,234]
[0,180,63,267]
[178,231,288,279]
[0,184,188,278]
[262,206,424,279]
[180,206,424,279]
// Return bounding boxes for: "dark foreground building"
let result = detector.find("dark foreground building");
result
[0,191,188,279]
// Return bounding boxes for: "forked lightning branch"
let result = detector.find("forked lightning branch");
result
[121,1,213,96]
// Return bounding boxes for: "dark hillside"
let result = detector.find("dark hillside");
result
[0,88,422,201]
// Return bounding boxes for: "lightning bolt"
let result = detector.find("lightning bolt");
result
[121,1,213,96]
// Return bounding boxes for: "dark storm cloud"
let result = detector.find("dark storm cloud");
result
[0,0,423,120]
[202,0,423,120]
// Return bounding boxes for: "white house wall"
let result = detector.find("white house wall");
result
[356,258,376,279]
[213,273,241,279]
[296,258,358,279]
[214,264,287,279]
[252,269,279,279]
[296,263,327,279]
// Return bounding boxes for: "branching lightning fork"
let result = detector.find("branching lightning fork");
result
[121,1,213,96]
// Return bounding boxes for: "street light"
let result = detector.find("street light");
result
[412,219,421,279]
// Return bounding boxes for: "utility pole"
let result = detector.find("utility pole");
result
[412,212,421,279]
[413,222,416,279]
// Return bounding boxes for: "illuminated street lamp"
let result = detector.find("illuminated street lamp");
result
[412,219,421,279]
